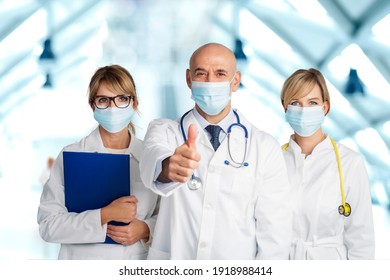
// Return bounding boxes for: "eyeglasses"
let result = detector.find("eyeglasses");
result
[91,94,134,109]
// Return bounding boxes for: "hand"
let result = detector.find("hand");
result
[100,195,138,225]
[158,124,201,183]
[107,219,149,245]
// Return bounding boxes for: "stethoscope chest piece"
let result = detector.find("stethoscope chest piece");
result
[187,175,202,190]
[338,202,351,217]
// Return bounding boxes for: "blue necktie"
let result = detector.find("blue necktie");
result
[205,125,222,151]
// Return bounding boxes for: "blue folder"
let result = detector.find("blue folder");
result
[63,151,130,244]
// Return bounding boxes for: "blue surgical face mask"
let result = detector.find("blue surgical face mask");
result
[190,76,234,116]
[93,105,135,133]
[285,105,324,137]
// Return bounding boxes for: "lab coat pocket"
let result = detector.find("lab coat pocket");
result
[232,174,257,199]
[147,245,170,260]
[230,175,257,217]
[131,251,148,260]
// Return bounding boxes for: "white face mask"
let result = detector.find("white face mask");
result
[190,75,235,116]
[285,105,324,137]
[93,106,135,133]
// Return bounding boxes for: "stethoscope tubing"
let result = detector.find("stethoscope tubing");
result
[180,109,248,143]
[282,138,351,217]
[180,108,249,190]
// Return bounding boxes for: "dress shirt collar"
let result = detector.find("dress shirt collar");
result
[192,107,235,134]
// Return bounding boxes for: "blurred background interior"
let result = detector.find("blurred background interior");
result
[0,0,389,259]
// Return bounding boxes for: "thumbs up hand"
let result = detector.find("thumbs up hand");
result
[157,124,201,183]
[186,123,198,149]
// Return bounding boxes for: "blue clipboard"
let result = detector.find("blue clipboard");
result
[63,151,130,244]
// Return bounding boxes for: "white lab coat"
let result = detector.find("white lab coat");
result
[283,136,375,259]
[37,127,159,259]
[139,109,292,260]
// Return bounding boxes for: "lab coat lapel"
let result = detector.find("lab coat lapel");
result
[228,126,247,145]
[223,124,247,162]
[183,110,214,151]
[83,127,138,158]
[222,110,251,163]
[83,127,105,152]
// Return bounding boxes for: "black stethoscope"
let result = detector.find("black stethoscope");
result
[180,109,249,190]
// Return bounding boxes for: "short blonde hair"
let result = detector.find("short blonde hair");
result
[88,65,138,133]
[280,68,330,114]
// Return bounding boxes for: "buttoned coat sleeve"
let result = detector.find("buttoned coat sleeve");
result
[140,119,186,197]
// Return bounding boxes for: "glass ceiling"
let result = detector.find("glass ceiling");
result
[0,0,390,259]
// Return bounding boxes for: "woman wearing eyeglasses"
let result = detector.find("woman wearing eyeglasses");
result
[280,68,375,259]
[37,65,159,259]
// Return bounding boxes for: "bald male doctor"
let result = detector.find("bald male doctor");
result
[140,43,292,260]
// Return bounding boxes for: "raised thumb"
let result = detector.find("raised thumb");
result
[186,123,198,149]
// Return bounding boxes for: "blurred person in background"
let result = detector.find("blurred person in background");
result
[38,156,54,186]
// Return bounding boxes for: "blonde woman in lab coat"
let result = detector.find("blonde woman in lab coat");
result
[37,65,159,259]
[281,68,375,259]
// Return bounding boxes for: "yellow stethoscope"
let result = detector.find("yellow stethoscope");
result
[282,138,351,217]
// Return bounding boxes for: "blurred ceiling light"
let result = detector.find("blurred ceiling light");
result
[344,68,365,96]
[39,38,56,88]
[39,38,55,61]
[234,38,247,61]
[234,38,247,87]
[340,44,390,100]
[42,73,52,88]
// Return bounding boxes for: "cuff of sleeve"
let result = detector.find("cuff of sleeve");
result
[153,158,163,182]
[140,219,153,250]
[153,157,179,190]
[97,209,108,242]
